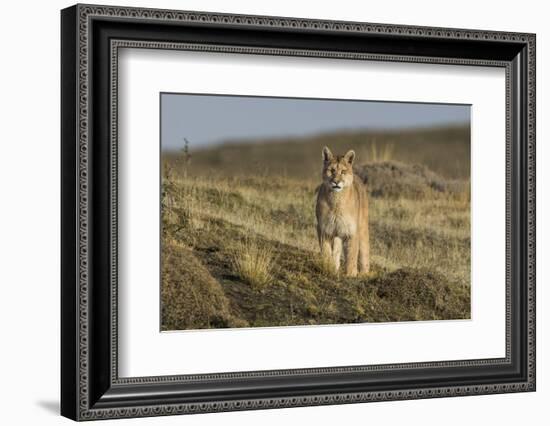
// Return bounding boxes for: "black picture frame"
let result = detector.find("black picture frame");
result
[61,4,536,421]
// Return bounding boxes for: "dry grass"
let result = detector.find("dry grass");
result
[161,238,246,330]
[160,127,471,330]
[230,238,276,289]
[161,169,470,329]
[369,142,395,162]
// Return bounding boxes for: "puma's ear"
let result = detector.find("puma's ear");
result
[344,150,356,165]
[322,146,333,162]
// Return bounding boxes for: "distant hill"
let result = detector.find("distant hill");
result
[163,125,470,180]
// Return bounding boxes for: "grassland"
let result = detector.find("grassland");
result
[161,126,471,330]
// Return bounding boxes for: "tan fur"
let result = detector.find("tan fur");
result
[315,147,370,276]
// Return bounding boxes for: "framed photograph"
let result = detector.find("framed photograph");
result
[61,4,536,421]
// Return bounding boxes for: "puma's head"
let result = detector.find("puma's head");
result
[321,147,355,193]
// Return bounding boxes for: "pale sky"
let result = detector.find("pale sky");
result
[161,93,470,151]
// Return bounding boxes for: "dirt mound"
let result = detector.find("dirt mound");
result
[355,161,463,199]
[161,239,247,330]
[369,267,469,320]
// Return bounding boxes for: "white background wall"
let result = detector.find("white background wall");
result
[0,0,546,424]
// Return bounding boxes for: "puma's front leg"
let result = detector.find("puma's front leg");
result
[343,235,359,277]
[332,237,343,273]
[359,233,370,275]
[318,233,333,261]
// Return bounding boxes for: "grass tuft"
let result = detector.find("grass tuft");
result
[313,253,338,277]
[230,238,276,289]
[369,142,395,162]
